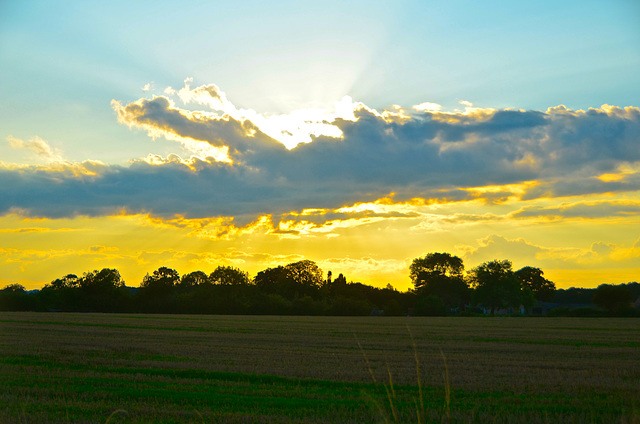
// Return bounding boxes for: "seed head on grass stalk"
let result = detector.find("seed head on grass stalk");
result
[193,408,205,424]
[104,409,127,424]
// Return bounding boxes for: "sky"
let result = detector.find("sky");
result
[1,0,639,290]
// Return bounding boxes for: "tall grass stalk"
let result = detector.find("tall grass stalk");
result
[193,408,205,424]
[440,349,451,422]
[356,334,400,424]
[357,326,454,424]
[355,335,377,385]
[104,409,127,424]
[385,362,399,422]
[407,325,426,423]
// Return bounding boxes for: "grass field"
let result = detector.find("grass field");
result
[1,312,639,423]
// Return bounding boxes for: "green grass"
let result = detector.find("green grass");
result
[1,313,639,423]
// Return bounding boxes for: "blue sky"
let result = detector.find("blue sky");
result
[1,1,639,289]
[2,1,638,162]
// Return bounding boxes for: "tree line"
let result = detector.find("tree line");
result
[1,254,638,316]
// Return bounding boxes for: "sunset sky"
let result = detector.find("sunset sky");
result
[1,0,639,290]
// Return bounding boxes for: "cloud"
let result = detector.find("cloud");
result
[111,96,269,162]
[413,102,442,113]
[0,227,77,233]
[143,213,274,240]
[460,234,640,270]
[164,78,357,149]
[513,200,640,220]
[0,244,123,270]
[461,235,546,267]
[1,80,640,224]
[318,257,408,282]
[274,207,420,237]
[6,135,63,161]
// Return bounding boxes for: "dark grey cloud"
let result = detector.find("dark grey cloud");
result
[113,97,286,160]
[1,95,639,221]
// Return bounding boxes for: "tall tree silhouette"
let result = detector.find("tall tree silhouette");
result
[593,284,633,314]
[410,253,469,309]
[471,260,524,314]
[79,268,128,312]
[515,266,556,301]
[138,267,180,312]
[210,266,250,285]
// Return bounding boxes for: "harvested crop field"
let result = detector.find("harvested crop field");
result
[1,312,638,423]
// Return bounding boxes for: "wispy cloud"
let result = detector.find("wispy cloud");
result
[0,227,78,233]
[460,234,640,269]
[6,135,63,162]
[513,200,640,220]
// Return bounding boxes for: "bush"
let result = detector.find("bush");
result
[327,296,372,316]
[414,295,447,316]
[548,307,605,317]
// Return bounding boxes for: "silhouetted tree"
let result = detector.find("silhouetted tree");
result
[327,273,348,296]
[410,253,464,287]
[515,266,556,301]
[40,273,82,311]
[410,253,469,310]
[137,267,180,313]
[414,295,447,316]
[593,284,633,314]
[471,260,523,314]
[284,260,324,290]
[624,282,640,300]
[142,267,180,290]
[47,274,80,290]
[1,283,26,293]
[210,266,250,285]
[254,266,288,294]
[256,293,293,315]
[552,287,596,304]
[327,295,373,316]
[0,284,37,311]
[179,271,208,290]
[79,268,129,312]
[254,260,323,302]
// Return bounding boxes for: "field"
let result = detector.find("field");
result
[1,313,639,423]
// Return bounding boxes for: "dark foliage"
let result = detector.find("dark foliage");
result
[552,287,597,304]
[592,284,634,313]
[410,253,470,310]
[470,260,534,314]
[515,266,556,301]
[1,255,635,317]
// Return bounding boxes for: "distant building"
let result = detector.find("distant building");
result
[488,304,526,315]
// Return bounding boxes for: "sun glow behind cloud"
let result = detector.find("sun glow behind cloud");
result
[1,0,639,295]
[163,78,359,150]
[2,78,640,290]
[2,185,639,290]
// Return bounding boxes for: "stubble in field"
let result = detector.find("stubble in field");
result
[1,313,638,423]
